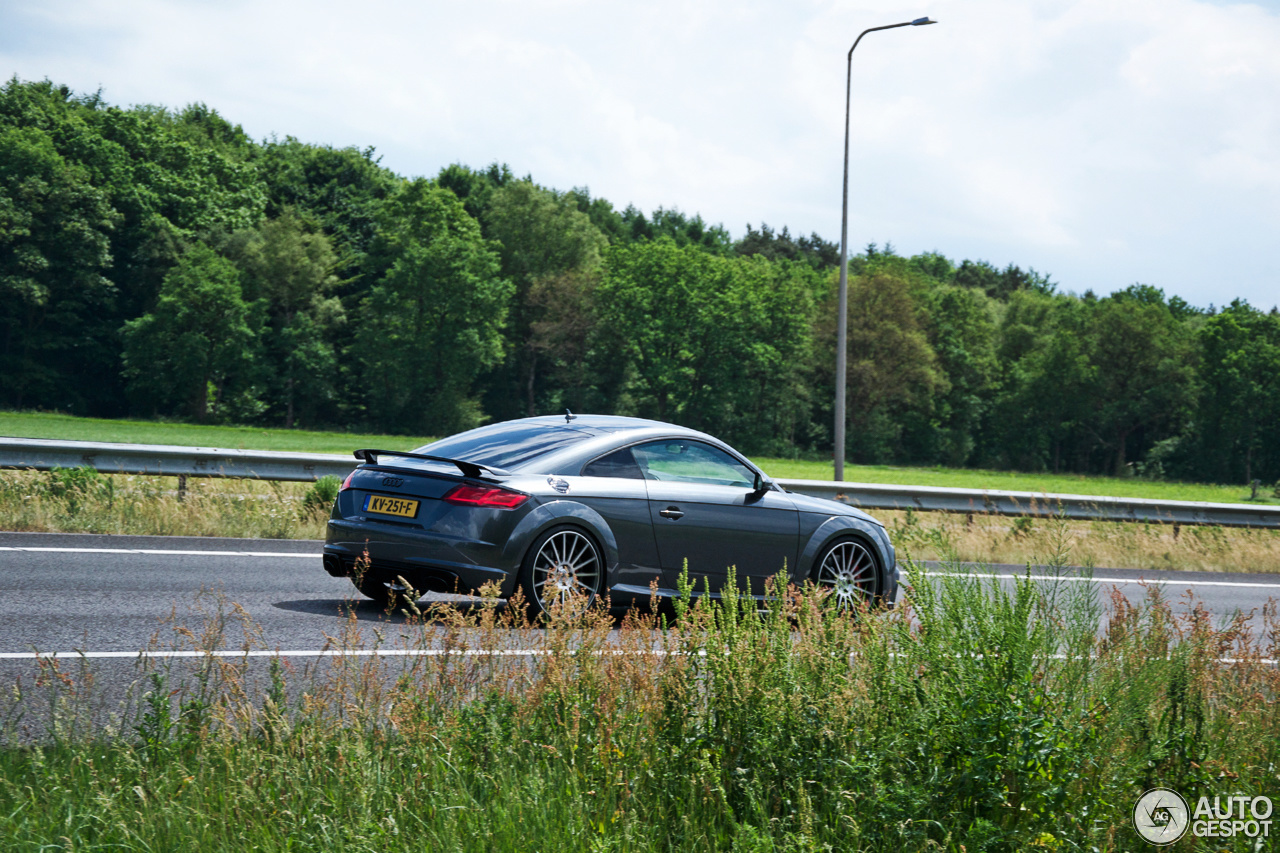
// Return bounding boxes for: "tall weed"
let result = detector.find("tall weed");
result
[0,568,1277,851]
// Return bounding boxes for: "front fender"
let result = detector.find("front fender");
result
[797,515,896,589]
[498,499,621,596]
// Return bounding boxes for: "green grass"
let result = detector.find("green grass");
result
[4,410,1273,505]
[0,468,330,539]
[755,457,1278,505]
[2,569,1278,851]
[0,411,433,456]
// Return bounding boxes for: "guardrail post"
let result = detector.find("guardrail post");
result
[177,474,187,502]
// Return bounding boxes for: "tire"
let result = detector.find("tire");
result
[520,525,603,619]
[812,537,880,611]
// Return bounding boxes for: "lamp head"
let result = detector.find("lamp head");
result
[911,17,936,25]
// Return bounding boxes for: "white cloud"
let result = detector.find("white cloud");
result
[1,0,1277,307]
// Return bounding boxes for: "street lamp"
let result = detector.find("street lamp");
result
[834,16,936,482]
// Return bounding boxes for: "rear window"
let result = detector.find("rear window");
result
[413,423,590,470]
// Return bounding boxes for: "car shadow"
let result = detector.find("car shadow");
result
[272,596,635,628]
[272,596,505,622]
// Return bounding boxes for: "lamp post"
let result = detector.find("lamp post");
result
[834,16,936,482]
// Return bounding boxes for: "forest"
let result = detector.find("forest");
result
[2,77,1278,485]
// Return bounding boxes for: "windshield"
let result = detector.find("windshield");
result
[413,423,591,470]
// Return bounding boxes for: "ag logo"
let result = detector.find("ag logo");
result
[381,477,404,488]
[1134,787,1190,845]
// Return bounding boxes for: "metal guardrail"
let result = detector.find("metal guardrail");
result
[3,437,1279,528]
[0,437,355,483]
[779,479,1280,529]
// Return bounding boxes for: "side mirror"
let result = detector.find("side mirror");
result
[751,471,771,496]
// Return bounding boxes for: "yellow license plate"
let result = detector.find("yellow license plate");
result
[364,494,420,518]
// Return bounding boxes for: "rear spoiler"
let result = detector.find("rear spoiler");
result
[353,449,510,480]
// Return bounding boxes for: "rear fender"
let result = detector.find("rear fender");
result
[498,500,620,596]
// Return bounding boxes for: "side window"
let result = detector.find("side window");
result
[631,440,755,488]
[581,447,644,479]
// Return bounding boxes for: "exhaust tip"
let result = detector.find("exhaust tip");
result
[322,554,346,577]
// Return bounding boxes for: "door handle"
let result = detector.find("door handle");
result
[658,506,684,520]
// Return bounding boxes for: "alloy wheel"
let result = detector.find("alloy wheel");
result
[530,528,601,615]
[815,540,877,610]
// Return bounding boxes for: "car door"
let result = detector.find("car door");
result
[632,439,799,596]
[574,446,663,593]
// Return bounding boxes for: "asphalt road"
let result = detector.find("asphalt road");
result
[3,531,1278,658]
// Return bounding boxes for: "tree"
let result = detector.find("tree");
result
[1194,301,1280,483]
[735,223,838,269]
[482,180,608,418]
[228,210,342,428]
[620,205,733,253]
[435,162,513,224]
[990,293,1095,472]
[954,259,1054,299]
[0,124,118,411]
[120,244,255,421]
[564,186,630,245]
[596,240,817,452]
[716,255,818,451]
[813,269,943,463]
[910,284,999,466]
[1082,286,1197,476]
[526,267,603,414]
[1,79,270,416]
[355,179,510,434]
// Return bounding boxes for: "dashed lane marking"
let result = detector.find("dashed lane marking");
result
[920,570,1280,590]
[0,547,315,558]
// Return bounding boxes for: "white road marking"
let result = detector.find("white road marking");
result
[0,649,545,660]
[0,547,315,558]
[920,570,1280,590]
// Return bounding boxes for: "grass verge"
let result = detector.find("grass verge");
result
[887,510,1280,574]
[0,410,433,456]
[3,468,1277,573]
[2,566,1277,851]
[755,458,1279,506]
[0,468,329,540]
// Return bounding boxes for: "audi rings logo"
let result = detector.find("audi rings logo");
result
[380,476,404,488]
[1134,788,1190,845]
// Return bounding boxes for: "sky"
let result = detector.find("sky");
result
[2,0,1278,310]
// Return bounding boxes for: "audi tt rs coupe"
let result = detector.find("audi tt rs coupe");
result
[322,415,898,615]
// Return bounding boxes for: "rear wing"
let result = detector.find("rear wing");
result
[352,449,510,480]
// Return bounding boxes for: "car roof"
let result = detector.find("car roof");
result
[519,414,673,432]
[412,415,744,474]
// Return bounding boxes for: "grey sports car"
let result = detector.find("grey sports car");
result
[322,414,898,614]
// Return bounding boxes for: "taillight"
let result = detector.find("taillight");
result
[443,484,529,509]
[340,470,356,491]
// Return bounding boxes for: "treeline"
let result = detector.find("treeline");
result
[3,78,1278,484]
